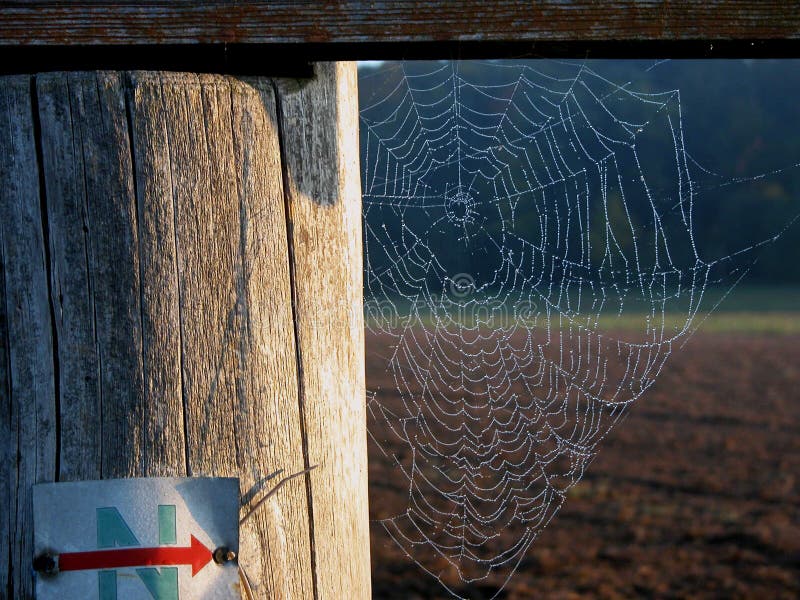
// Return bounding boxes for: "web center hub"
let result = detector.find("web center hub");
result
[445,189,477,225]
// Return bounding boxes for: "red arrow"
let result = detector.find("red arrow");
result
[58,535,212,576]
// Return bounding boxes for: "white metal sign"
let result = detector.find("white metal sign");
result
[33,477,241,600]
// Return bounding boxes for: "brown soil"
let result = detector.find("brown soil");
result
[367,333,800,599]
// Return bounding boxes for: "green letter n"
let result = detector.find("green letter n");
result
[96,507,140,599]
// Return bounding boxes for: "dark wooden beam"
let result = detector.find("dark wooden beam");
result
[3,39,800,76]
[0,1,798,53]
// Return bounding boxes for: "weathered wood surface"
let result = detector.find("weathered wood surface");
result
[276,62,370,600]
[0,0,798,48]
[0,75,56,600]
[0,65,368,599]
[37,72,147,481]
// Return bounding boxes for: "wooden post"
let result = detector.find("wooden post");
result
[0,64,369,599]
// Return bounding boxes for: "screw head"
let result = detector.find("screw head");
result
[33,553,57,574]
[213,546,237,565]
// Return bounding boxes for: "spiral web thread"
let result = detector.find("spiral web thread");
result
[360,60,792,597]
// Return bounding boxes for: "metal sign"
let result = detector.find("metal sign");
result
[33,477,241,599]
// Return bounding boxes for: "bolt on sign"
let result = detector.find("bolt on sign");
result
[33,477,240,599]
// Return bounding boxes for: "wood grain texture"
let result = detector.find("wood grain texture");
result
[130,71,315,598]
[275,62,371,600]
[36,72,147,481]
[1,67,369,599]
[226,77,316,599]
[57,71,145,480]
[36,73,102,482]
[0,1,798,47]
[0,165,9,600]
[0,75,56,600]
[127,71,188,478]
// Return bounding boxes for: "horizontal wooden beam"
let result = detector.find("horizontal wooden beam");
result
[2,39,800,77]
[0,1,798,56]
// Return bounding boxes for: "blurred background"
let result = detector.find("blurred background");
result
[359,60,800,599]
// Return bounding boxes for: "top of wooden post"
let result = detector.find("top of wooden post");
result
[1,1,799,72]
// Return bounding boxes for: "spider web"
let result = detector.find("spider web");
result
[359,60,796,597]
